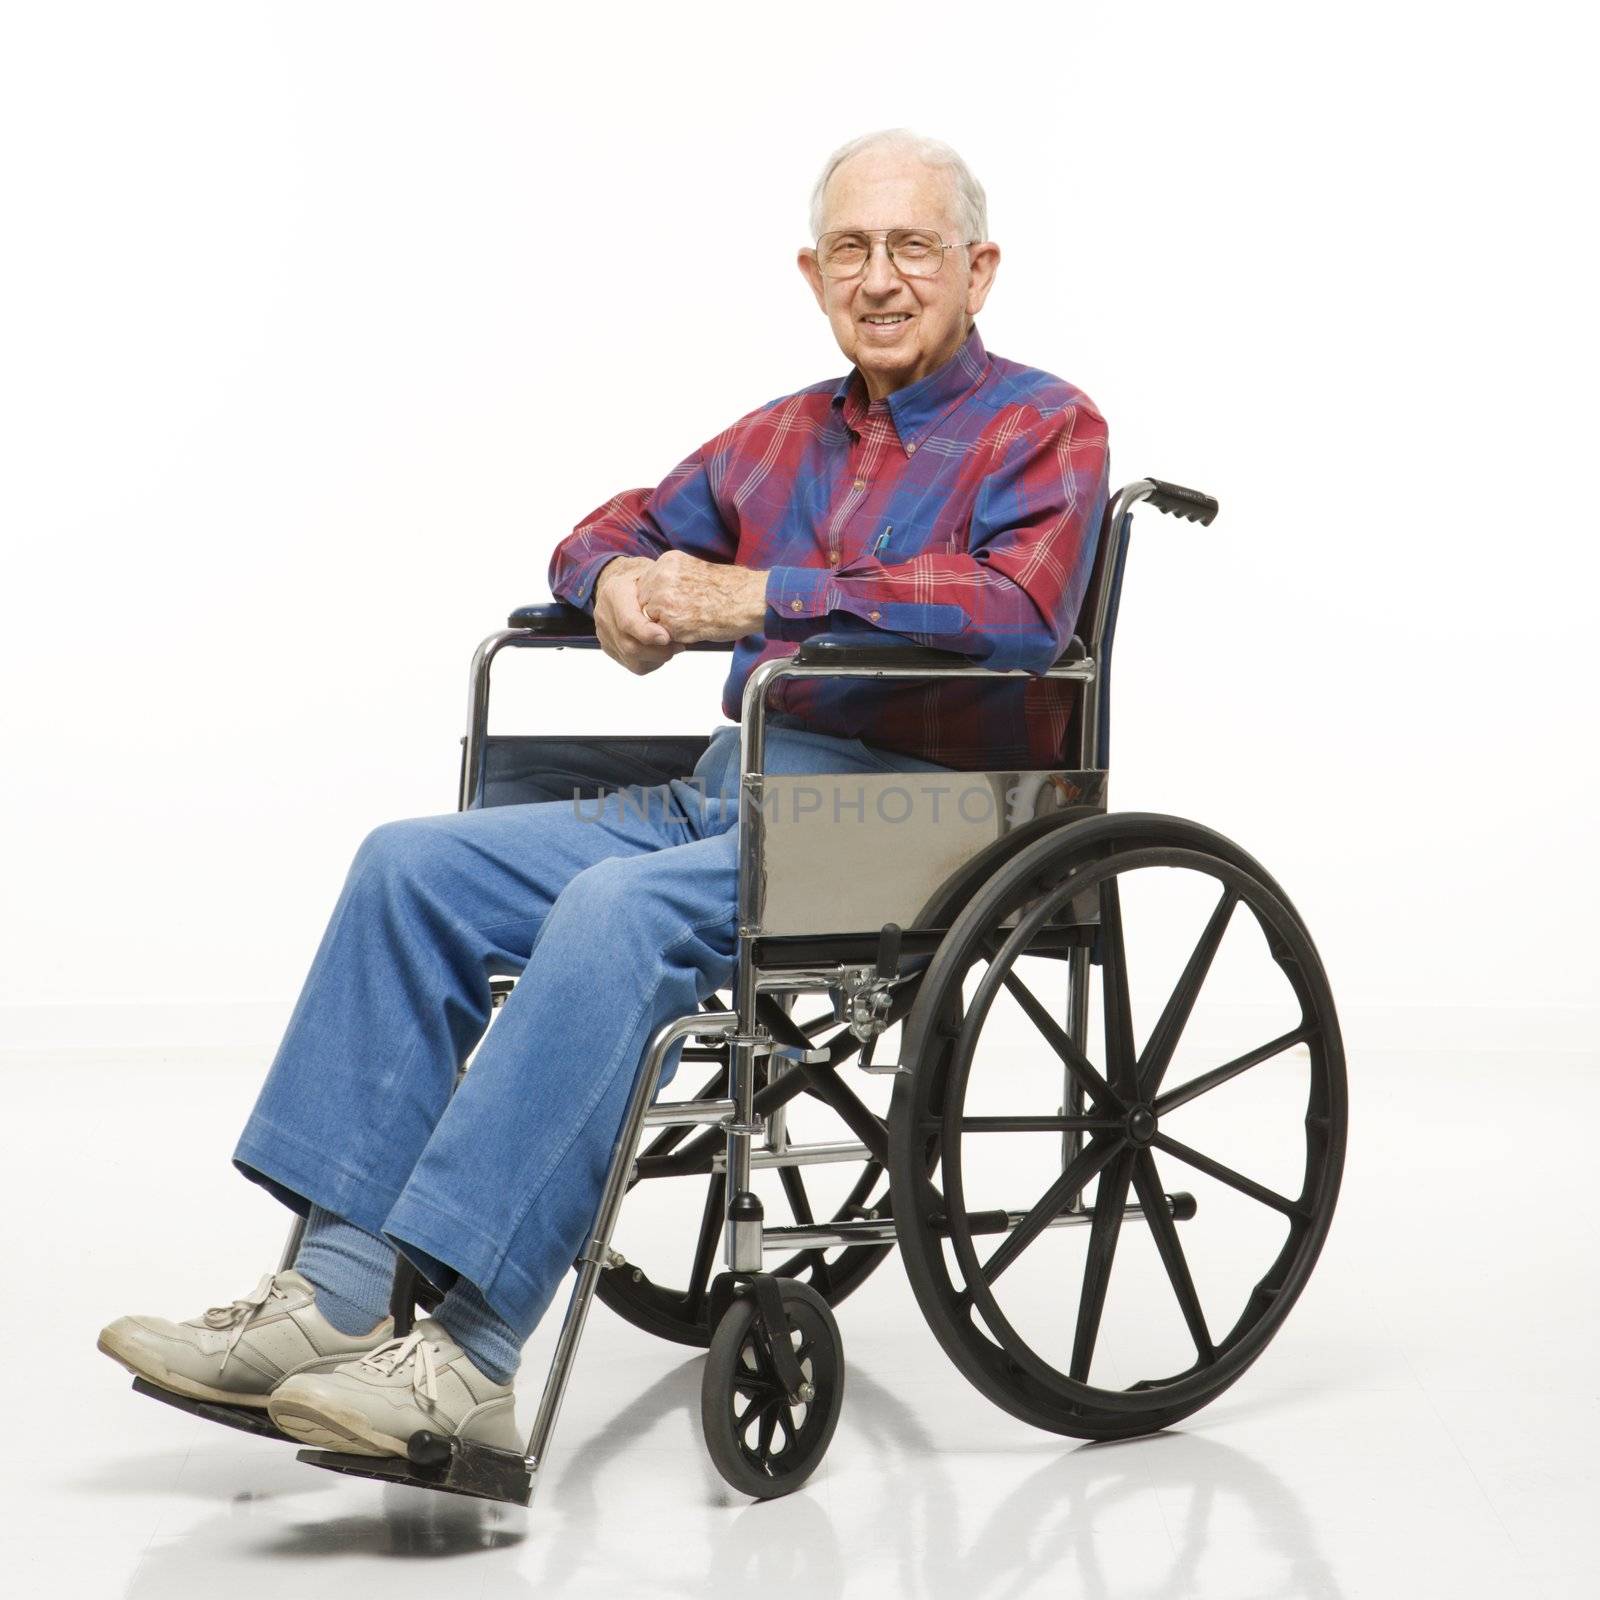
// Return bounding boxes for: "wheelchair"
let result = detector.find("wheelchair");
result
[126,476,1347,1508]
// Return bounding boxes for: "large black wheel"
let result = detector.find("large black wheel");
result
[701,1279,844,1499]
[888,813,1346,1440]
[595,999,905,1347]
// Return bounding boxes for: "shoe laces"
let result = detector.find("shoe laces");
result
[201,1273,287,1368]
[356,1330,442,1407]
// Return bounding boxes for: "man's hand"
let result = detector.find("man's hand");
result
[593,557,684,675]
[634,551,770,644]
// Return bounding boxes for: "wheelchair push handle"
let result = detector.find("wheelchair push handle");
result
[1144,478,1219,526]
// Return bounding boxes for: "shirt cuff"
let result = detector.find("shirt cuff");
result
[763,565,837,635]
[552,551,630,614]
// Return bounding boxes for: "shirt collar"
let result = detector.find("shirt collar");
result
[831,326,991,455]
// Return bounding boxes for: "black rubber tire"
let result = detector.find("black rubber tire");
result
[888,812,1347,1440]
[700,1280,845,1500]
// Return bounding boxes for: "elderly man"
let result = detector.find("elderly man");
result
[98,129,1109,1460]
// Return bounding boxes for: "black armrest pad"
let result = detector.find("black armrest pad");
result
[792,631,1085,669]
[505,601,733,652]
[508,602,598,636]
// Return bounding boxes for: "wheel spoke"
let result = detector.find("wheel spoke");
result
[777,1165,833,1294]
[978,1134,1122,1289]
[778,1162,815,1225]
[1152,1132,1305,1219]
[1099,878,1138,1097]
[1136,890,1238,1100]
[1130,1151,1215,1362]
[1154,1026,1314,1116]
[756,1404,779,1458]
[743,1333,775,1383]
[794,1055,891,1166]
[682,1172,726,1323]
[1070,1149,1136,1381]
[958,1115,1123,1134]
[993,959,1120,1109]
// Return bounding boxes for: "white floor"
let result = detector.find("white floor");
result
[4,1043,1596,1600]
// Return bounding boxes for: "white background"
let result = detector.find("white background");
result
[2,0,1595,1055]
[5,9,1599,1598]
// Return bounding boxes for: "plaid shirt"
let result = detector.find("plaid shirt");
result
[548,328,1109,769]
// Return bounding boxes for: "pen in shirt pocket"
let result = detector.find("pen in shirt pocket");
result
[870,525,893,559]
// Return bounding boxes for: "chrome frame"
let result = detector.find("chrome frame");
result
[276,1213,307,1273]
[436,478,1177,1486]
[764,1195,1186,1253]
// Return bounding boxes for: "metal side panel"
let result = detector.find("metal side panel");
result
[757,769,1106,937]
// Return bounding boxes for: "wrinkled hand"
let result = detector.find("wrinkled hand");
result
[634,551,769,645]
[593,557,683,676]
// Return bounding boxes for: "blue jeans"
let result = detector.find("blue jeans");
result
[234,721,948,1341]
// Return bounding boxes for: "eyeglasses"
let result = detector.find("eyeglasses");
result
[813,228,973,280]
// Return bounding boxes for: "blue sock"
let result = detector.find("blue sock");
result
[435,1279,522,1386]
[293,1204,396,1335]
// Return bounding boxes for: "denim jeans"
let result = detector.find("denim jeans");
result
[233,721,948,1342]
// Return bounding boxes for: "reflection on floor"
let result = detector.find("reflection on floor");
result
[6,1047,1594,1599]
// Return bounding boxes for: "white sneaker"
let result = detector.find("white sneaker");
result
[269,1318,522,1458]
[98,1269,394,1409]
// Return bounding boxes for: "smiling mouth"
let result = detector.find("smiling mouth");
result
[861,313,912,326]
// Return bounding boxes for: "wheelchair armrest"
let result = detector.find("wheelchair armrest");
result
[791,631,1087,670]
[505,602,736,652]
[507,602,599,639]
[501,610,1094,666]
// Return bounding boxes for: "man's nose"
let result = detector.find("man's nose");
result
[860,237,902,295]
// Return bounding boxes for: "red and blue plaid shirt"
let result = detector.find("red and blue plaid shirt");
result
[549,328,1110,770]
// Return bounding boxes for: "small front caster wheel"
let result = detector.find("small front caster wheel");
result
[700,1279,843,1499]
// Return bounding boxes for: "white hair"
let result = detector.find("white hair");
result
[808,128,989,243]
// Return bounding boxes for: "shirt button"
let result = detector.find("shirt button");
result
[906,443,917,455]
[853,478,867,490]
[828,553,840,565]
[868,610,881,622]
[790,599,803,612]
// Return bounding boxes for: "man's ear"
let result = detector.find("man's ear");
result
[797,247,828,312]
[966,241,1001,318]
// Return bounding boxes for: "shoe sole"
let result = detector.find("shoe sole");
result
[98,1330,272,1410]
[268,1398,410,1458]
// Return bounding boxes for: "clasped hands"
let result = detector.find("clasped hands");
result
[592,552,770,676]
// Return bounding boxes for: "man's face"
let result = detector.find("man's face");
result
[798,150,1000,400]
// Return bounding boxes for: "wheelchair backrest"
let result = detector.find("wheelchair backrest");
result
[1074,479,1220,771]
[1073,498,1132,771]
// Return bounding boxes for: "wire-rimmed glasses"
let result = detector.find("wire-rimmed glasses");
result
[813,228,973,280]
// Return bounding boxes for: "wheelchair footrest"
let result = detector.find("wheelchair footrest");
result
[295,1435,534,1507]
[130,1376,294,1443]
